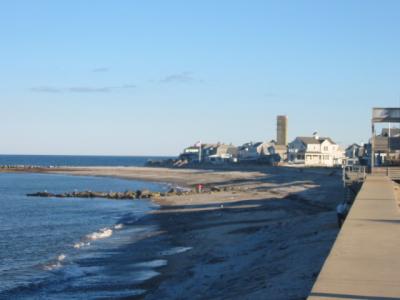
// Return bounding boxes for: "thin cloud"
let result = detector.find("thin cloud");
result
[92,67,110,73]
[30,86,62,93]
[264,92,278,98]
[160,72,201,84]
[120,84,136,89]
[30,84,135,94]
[68,87,110,93]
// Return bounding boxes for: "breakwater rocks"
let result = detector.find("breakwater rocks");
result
[27,190,164,200]
[27,187,196,200]
[1,165,55,169]
[26,185,235,201]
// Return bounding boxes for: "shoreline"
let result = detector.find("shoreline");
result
[1,166,343,299]
[0,164,341,185]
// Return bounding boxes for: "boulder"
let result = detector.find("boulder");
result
[140,189,153,198]
[210,186,221,192]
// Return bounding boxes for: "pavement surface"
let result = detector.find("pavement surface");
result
[309,175,400,300]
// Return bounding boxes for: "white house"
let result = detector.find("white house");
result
[288,133,344,167]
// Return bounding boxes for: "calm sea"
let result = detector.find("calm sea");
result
[0,154,173,167]
[0,156,173,299]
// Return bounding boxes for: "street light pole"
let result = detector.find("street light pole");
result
[198,142,202,163]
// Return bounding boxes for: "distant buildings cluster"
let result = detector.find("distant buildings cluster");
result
[176,108,400,168]
[177,115,400,168]
[345,127,400,167]
[178,116,351,167]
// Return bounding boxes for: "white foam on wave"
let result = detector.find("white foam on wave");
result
[86,228,113,241]
[132,270,160,283]
[114,223,124,230]
[58,254,66,261]
[159,247,192,256]
[133,259,167,268]
[73,241,91,249]
[43,253,67,271]
[73,224,123,249]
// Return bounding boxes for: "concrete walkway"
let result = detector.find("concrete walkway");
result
[309,175,400,300]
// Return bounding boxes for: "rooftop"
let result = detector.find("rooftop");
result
[297,137,336,145]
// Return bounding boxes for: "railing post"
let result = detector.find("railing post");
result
[342,166,346,188]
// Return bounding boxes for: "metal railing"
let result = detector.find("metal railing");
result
[371,166,400,180]
[387,167,400,180]
[342,165,367,187]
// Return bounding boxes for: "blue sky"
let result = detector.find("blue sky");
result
[1,0,400,155]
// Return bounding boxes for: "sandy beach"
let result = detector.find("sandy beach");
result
[4,166,344,299]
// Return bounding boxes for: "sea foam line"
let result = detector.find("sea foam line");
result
[159,247,192,256]
[43,254,66,271]
[73,223,124,249]
[45,223,126,272]
[114,223,124,230]
[86,227,113,240]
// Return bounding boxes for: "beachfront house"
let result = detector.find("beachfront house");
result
[345,143,364,165]
[288,133,344,167]
[180,143,237,164]
[237,142,265,161]
[180,145,201,162]
[203,143,237,163]
[367,128,400,166]
[266,142,288,163]
[237,141,288,163]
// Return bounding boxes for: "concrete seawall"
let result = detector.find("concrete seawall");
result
[309,175,400,300]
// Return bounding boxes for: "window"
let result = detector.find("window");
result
[324,146,328,151]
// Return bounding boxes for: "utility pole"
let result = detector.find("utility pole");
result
[371,121,375,171]
[198,142,202,163]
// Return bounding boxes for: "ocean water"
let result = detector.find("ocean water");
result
[0,154,173,167]
[0,172,170,299]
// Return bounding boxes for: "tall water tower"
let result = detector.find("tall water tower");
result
[277,115,288,146]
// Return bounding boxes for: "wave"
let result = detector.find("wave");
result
[43,254,66,271]
[73,223,124,249]
[73,241,91,249]
[114,223,124,230]
[159,247,192,256]
[72,228,113,249]
[45,223,127,272]
[133,259,167,268]
[86,228,113,241]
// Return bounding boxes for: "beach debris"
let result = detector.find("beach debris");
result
[211,186,221,192]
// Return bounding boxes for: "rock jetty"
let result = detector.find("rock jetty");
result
[27,190,158,200]
[26,187,200,200]
[26,185,239,201]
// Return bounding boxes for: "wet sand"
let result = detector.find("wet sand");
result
[3,166,343,299]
